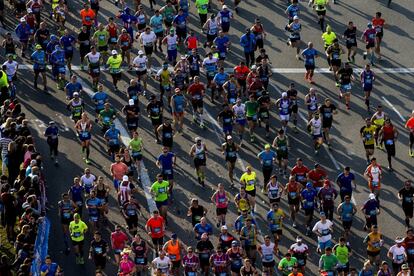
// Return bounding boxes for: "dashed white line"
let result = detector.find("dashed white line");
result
[382,96,406,123]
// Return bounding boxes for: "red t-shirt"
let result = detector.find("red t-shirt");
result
[308,169,327,187]
[146,216,165,238]
[188,83,205,99]
[291,165,310,183]
[234,66,250,80]
[187,36,198,50]
[406,117,414,132]
[111,231,129,250]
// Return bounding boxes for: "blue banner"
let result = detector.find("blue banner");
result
[31,217,50,276]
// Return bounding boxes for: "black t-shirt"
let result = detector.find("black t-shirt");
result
[343,27,357,45]
[337,68,353,84]
[187,55,201,71]
[35,29,50,45]
[190,205,205,225]
[287,88,298,105]
[218,110,234,126]
[258,94,270,107]
[196,240,214,253]
[122,105,140,119]
[78,31,91,48]
[147,101,163,118]
[319,104,337,121]
[90,239,108,257]
[399,187,414,205]
[256,54,269,64]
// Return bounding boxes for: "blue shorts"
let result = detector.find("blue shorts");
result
[313,134,323,140]
[162,169,174,180]
[223,125,233,134]
[318,240,333,251]
[156,199,169,209]
[363,84,373,92]
[167,49,177,62]
[79,132,91,141]
[113,179,120,190]
[236,118,247,126]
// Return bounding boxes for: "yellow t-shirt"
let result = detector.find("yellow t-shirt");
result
[360,125,376,146]
[240,172,257,191]
[69,220,88,242]
[107,55,123,73]
[322,32,336,47]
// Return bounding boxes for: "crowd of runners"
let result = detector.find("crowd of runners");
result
[0,0,413,275]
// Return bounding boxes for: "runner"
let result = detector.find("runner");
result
[130,234,148,273]
[372,12,386,60]
[152,250,172,274]
[211,183,230,227]
[319,98,337,148]
[58,193,76,254]
[267,202,286,246]
[343,21,357,63]
[371,105,386,148]
[360,63,375,111]
[122,99,140,133]
[69,213,88,265]
[240,217,257,265]
[92,24,109,62]
[233,98,247,144]
[360,118,377,164]
[245,94,259,143]
[301,182,318,236]
[85,190,103,232]
[398,180,414,228]
[387,237,407,273]
[146,210,166,256]
[363,225,384,267]
[217,104,235,137]
[272,129,289,177]
[364,158,383,200]
[163,234,185,275]
[151,174,170,221]
[307,112,323,154]
[104,123,121,160]
[276,92,291,132]
[291,158,309,187]
[286,16,302,60]
[318,247,338,275]
[361,193,380,231]
[257,235,277,275]
[234,61,250,98]
[31,44,47,91]
[337,195,357,240]
[187,76,206,128]
[147,95,164,143]
[111,225,129,265]
[171,88,186,134]
[257,144,276,191]
[156,146,176,193]
[362,22,377,65]
[44,121,59,165]
[337,62,354,109]
[285,176,301,228]
[290,237,309,272]
[85,46,102,90]
[278,252,298,276]
[405,111,414,157]
[88,231,108,270]
[326,38,343,85]
[106,49,123,91]
[67,92,84,123]
[189,137,208,187]
[301,42,318,84]
[321,25,336,70]
[257,90,271,137]
[312,212,334,254]
[379,118,398,171]
[210,246,229,276]
[240,166,258,212]
[310,0,329,31]
[182,246,200,276]
[221,135,239,187]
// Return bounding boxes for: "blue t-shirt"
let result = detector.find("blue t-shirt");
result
[119,13,137,30]
[287,4,300,18]
[172,94,185,112]
[363,199,379,216]
[92,91,109,110]
[86,197,102,216]
[60,35,76,52]
[70,185,84,202]
[65,82,83,99]
[214,36,229,52]
[40,263,58,276]
[194,223,213,238]
[173,14,187,29]
[213,72,228,86]
[235,215,256,232]
[150,15,164,33]
[15,23,32,40]
[104,128,120,144]
[301,188,317,209]
[258,150,276,168]
[302,48,318,66]
[31,50,46,69]
[50,49,65,66]
[336,172,355,194]
[45,126,59,139]
[158,152,175,171]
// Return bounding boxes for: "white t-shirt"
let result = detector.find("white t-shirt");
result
[140,31,156,46]
[312,220,333,242]
[261,242,275,263]
[233,104,246,119]
[310,118,322,135]
[81,174,96,191]
[85,52,101,64]
[290,243,309,254]
[133,56,148,71]
[2,61,18,76]
[388,244,406,264]
[153,256,171,275]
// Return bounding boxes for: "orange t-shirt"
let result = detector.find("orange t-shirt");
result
[146,216,165,238]
[80,9,96,26]
[372,18,385,33]
[234,66,250,80]
[111,162,129,180]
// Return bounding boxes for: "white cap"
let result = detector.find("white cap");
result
[296,237,302,242]
[122,175,129,181]
[282,92,288,97]
[396,237,405,243]
[20,17,26,22]
[73,92,79,97]
[111,50,118,55]
[27,8,32,13]
[227,135,233,140]
[138,50,144,55]
[180,55,186,60]
[368,193,376,199]
[128,99,134,106]
[251,65,257,70]
[293,15,299,20]
[221,225,228,230]
[222,4,228,9]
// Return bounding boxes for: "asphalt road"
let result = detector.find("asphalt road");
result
[1,0,414,275]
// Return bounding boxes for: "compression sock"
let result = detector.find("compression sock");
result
[82,146,86,153]
[86,148,90,159]
[406,218,410,227]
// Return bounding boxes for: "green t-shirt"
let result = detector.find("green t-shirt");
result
[99,109,116,125]
[151,180,169,202]
[333,244,350,265]
[93,30,109,47]
[195,0,209,14]
[129,138,143,152]
[107,55,123,73]
[278,257,297,275]
[162,6,175,22]
[69,220,88,242]
[245,101,259,117]
[320,254,338,271]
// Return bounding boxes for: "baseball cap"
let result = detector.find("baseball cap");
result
[264,144,271,149]
[368,193,376,199]
[128,99,134,106]
[171,233,177,239]
[111,50,118,55]
[296,236,302,242]
[35,44,42,50]
[306,182,313,189]
[73,92,79,97]
[138,50,144,55]
[293,15,299,20]
[221,225,228,230]
[282,92,288,97]
[227,135,232,140]
[122,175,129,181]
[222,4,228,9]
[20,17,26,22]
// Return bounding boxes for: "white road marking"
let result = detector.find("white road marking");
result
[15,64,414,74]
[382,96,406,123]
[77,75,158,215]
[57,114,70,132]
